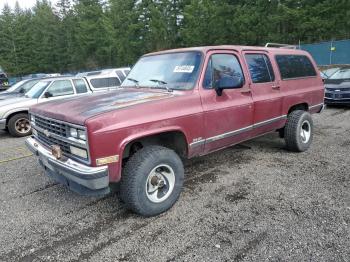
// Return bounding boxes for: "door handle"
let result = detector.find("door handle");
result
[241,89,251,94]
[272,85,280,90]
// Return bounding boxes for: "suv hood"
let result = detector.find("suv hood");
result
[324,79,350,89]
[30,88,174,125]
[0,96,33,107]
[0,92,23,100]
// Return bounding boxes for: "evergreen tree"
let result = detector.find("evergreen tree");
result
[0,0,349,76]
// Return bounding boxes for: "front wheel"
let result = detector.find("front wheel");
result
[8,113,32,137]
[119,145,184,217]
[284,110,313,152]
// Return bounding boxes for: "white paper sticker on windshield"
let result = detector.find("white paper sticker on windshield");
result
[174,65,195,73]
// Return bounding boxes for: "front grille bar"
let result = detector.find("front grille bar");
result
[30,113,90,164]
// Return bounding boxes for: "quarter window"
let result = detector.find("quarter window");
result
[115,70,126,82]
[245,54,275,83]
[276,55,317,79]
[203,54,244,89]
[46,80,74,97]
[73,79,88,93]
[90,77,121,88]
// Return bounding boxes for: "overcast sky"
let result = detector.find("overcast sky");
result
[0,0,58,10]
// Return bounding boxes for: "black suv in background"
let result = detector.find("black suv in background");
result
[324,66,350,105]
[0,72,9,91]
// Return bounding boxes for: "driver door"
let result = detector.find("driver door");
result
[39,80,76,102]
[199,50,254,153]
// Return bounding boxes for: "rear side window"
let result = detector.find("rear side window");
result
[203,54,244,89]
[73,79,88,93]
[245,54,275,83]
[90,77,121,88]
[276,55,317,79]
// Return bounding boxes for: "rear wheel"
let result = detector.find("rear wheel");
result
[8,113,32,137]
[119,145,184,217]
[284,110,313,152]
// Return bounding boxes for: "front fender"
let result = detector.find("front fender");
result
[3,107,30,119]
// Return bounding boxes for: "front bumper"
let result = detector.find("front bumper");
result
[0,119,6,130]
[325,90,350,105]
[324,98,350,105]
[25,137,110,196]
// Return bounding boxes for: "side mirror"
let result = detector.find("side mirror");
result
[18,88,25,94]
[44,91,53,98]
[214,75,244,96]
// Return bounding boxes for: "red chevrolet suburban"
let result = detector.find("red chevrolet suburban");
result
[26,46,324,216]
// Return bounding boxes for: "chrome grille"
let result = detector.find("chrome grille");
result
[37,130,71,155]
[326,87,350,92]
[35,116,68,137]
[31,114,90,164]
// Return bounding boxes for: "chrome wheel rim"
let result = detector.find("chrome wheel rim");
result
[300,120,311,143]
[15,118,31,134]
[145,164,175,203]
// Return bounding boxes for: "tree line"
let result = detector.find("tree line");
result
[0,0,349,76]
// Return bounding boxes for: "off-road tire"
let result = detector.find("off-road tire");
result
[119,145,184,217]
[284,110,313,152]
[8,113,32,137]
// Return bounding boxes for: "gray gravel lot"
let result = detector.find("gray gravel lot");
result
[0,107,349,262]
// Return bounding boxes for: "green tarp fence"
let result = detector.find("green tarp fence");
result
[300,39,350,66]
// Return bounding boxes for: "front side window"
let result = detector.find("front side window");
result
[46,80,74,97]
[121,51,202,90]
[90,77,121,88]
[73,79,88,93]
[245,54,275,83]
[276,55,317,79]
[203,54,244,89]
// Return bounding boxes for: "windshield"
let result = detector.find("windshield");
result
[6,79,40,93]
[25,81,52,98]
[322,68,340,78]
[5,81,25,92]
[329,68,350,80]
[121,51,202,90]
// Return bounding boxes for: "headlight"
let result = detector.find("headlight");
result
[70,146,88,159]
[77,129,86,140]
[69,127,79,138]
[69,127,86,144]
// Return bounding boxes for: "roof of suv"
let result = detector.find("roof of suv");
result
[38,76,82,81]
[144,45,309,57]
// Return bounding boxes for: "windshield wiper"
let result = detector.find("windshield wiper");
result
[127,77,139,87]
[149,79,172,92]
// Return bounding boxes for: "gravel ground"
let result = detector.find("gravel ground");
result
[0,107,349,262]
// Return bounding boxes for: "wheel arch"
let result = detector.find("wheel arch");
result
[287,103,309,115]
[5,109,29,124]
[120,128,189,162]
